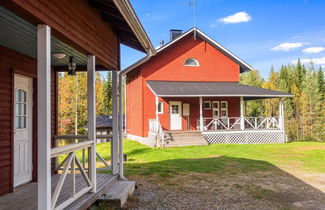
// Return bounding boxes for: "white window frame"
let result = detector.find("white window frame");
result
[184,58,200,66]
[212,101,219,118]
[204,101,211,110]
[158,101,164,114]
[15,89,27,129]
[220,101,228,117]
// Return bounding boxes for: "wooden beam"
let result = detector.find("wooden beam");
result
[87,55,97,193]
[52,65,109,72]
[37,24,51,210]
[111,71,119,175]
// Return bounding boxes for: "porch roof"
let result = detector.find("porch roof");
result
[147,81,293,100]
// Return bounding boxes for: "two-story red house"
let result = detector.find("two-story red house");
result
[123,28,292,147]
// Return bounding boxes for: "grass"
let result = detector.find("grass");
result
[88,140,325,177]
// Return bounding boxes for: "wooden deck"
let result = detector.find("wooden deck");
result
[0,173,118,210]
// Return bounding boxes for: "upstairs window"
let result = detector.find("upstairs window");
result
[184,58,200,66]
[158,102,164,114]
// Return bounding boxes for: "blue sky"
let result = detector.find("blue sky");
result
[121,0,325,78]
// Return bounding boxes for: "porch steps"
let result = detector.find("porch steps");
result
[164,131,208,147]
[97,180,136,207]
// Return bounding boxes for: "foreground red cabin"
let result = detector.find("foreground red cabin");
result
[0,0,154,209]
[123,28,292,147]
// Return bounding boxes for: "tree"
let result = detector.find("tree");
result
[240,70,264,116]
[103,71,113,115]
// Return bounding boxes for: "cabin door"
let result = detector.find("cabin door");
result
[170,101,182,130]
[14,75,33,187]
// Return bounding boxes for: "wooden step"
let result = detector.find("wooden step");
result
[97,180,136,207]
[163,131,208,147]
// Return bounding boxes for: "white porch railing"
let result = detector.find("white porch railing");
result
[149,119,165,147]
[203,117,281,131]
[50,141,94,210]
[54,135,112,171]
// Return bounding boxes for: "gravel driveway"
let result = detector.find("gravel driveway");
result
[124,170,325,210]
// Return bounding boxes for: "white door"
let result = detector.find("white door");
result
[14,75,33,187]
[170,101,182,130]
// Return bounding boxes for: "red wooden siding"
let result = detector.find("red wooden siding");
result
[126,35,242,138]
[2,0,119,69]
[145,97,240,133]
[126,69,144,137]
[0,46,57,196]
[141,35,240,82]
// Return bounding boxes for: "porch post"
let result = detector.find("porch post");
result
[199,97,203,131]
[240,97,245,130]
[87,55,96,192]
[279,99,284,129]
[111,70,119,174]
[118,73,125,179]
[37,24,51,210]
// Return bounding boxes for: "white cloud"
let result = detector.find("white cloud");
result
[302,47,325,54]
[219,11,252,24]
[271,42,308,51]
[209,23,218,28]
[292,57,325,65]
[291,35,301,39]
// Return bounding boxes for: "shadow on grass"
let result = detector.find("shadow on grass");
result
[123,156,325,208]
[125,156,273,176]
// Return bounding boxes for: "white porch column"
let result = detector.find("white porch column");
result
[37,24,51,210]
[240,96,245,130]
[111,70,119,174]
[199,97,203,131]
[118,73,125,179]
[87,55,96,192]
[279,99,284,130]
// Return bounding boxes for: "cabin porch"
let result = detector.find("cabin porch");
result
[146,81,292,147]
[0,4,131,209]
[0,173,120,210]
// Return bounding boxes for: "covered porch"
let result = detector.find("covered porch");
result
[0,1,153,209]
[147,81,293,147]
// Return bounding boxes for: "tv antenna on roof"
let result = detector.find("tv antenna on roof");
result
[188,0,197,40]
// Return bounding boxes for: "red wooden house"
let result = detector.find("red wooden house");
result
[0,0,154,209]
[123,28,292,147]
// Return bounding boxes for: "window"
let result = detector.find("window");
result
[16,89,27,129]
[220,101,228,117]
[158,102,164,114]
[171,105,179,114]
[184,58,200,66]
[212,101,219,117]
[204,101,211,110]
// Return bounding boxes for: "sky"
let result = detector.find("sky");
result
[120,0,325,78]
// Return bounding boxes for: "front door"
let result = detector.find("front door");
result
[170,101,182,130]
[14,74,33,187]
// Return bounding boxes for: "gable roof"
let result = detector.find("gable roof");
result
[121,27,254,75]
[147,81,293,100]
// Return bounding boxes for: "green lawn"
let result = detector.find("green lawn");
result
[92,140,325,177]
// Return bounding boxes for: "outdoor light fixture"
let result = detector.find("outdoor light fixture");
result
[67,55,77,76]
[52,52,66,59]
